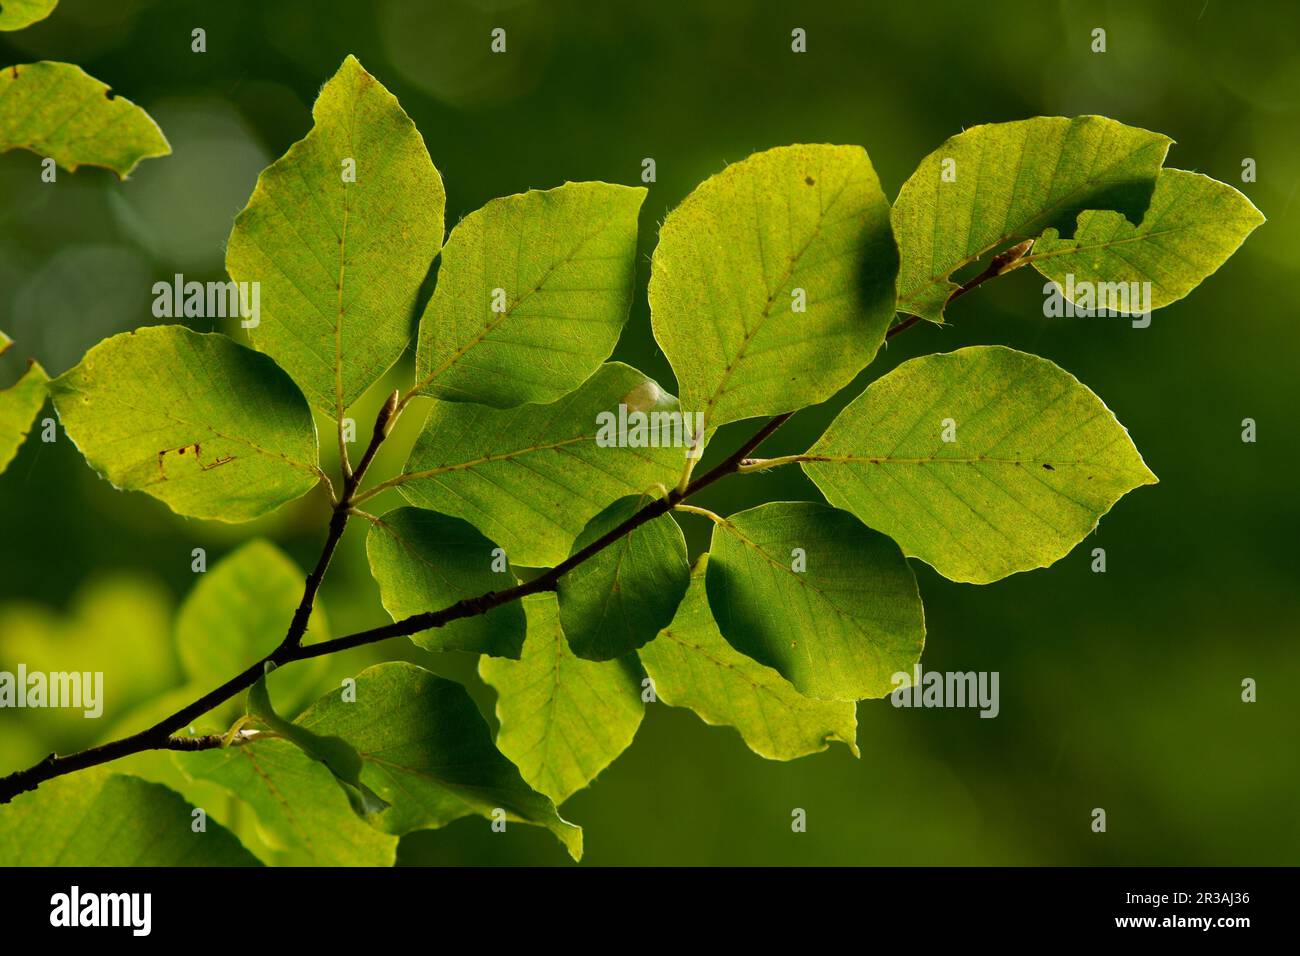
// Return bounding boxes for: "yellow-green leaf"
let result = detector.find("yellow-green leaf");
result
[803,346,1158,584]
[557,494,689,661]
[0,62,170,177]
[480,594,644,804]
[395,362,685,567]
[176,540,330,723]
[1029,168,1265,313]
[705,502,924,701]
[413,181,645,407]
[176,738,399,866]
[364,507,526,657]
[0,769,260,866]
[650,144,897,430]
[226,54,445,415]
[0,329,47,474]
[298,662,582,860]
[893,116,1171,321]
[640,558,858,761]
[0,0,57,31]
[49,326,320,522]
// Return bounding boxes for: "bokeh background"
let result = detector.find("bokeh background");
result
[1,0,1296,865]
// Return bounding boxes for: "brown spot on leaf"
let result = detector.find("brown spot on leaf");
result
[804,176,815,186]
[1042,463,1055,471]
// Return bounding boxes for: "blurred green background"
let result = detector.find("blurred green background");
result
[1,0,1296,865]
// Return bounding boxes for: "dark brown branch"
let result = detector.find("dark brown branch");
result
[887,238,1034,341]
[0,245,1027,804]
[0,406,791,804]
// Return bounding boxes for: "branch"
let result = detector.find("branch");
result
[0,244,1028,804]
[886,238,1033,341]
[0,406,792,803]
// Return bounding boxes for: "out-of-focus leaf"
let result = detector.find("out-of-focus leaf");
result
[0,769,260,866]
[0,62,170,177]
[176,540,329,723]
[0,330,47,474]
[0,0,57,31]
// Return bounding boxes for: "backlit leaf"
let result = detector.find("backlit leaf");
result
[705,501,924,701]
[640,558,858,760]
[557,494,689,661]
[176,540,329,723]
[226,54,445,415]
[0,330,47,474]
[365,506,526,658]
[0,61,170,177]
[414,181,645,407]
[1029,168,1265,312]
[396,362,685,567]
[0,769,260,866]
[649,144,897,430]
[892,116,1171,321]
[176,737,399,866]
[803,346,1158,584]
[299,662,583,860]
[480,594,644,803]
[49,326,320,522]
[0,0,57,31]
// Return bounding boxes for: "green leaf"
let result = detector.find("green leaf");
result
[413,181,645,407]
[226,54,445,416]
[49,325,320,522]
[176,737,399,866]
[0,62,170,177]
[1029,168,1265,312]
[640,557,859,760]
[480,594,644,803]
[705,501,924,701]
[802,345,1158,584]
[893,116,1172,321]
[177,540,329,722]
[298,662,582,860]
[649,144,897,430]
[396,362,685,567]
[245,668,387,816]
[557,494,689,661]
[0,0,57,31]
[0,330,47,474]
[364,506,526,657]
[0,769,260,866]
